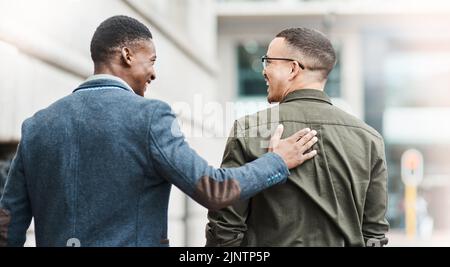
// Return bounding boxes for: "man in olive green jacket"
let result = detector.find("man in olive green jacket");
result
[206,28,389,247]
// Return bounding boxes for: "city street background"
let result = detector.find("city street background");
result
[2,0,450,246]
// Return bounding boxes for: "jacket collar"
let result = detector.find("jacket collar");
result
[281,89,332,105]
[73,75,134,94]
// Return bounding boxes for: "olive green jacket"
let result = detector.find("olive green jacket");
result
[206,89,389,247]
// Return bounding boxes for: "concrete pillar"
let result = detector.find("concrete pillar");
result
[341,33,364,119]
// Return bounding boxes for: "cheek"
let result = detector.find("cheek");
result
[142,63,154,76]
[135,64,150,81]
[274,69,290,84]
[268,71,282,87]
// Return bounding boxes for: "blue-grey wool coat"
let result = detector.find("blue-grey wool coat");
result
[0,78,289,247]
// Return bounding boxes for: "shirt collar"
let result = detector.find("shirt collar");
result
[85,74,134,93]
[281,89,332,105]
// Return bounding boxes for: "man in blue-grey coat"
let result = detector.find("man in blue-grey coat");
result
[0,16,317,247]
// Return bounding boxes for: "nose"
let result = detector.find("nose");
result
[150,68,156,81]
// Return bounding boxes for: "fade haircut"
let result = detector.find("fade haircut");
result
[276,27,336,79]
[90,15,153,64]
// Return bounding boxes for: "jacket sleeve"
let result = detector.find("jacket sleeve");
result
[362,139,390,247]
[205,124,250,247]
[147,101,289,211]
[0,142,32,247]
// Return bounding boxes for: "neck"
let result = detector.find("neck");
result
[94,63,131,87]
[282,80,325,100]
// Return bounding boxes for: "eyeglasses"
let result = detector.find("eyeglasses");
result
[261,55,305,70]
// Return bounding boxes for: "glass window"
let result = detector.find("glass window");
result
[237,41,268,96]
[325,45,341,98]
[236,40,341,97]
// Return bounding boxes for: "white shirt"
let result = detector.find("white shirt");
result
[85,74,134,93]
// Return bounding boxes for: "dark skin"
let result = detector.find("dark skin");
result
[94,39,157,96]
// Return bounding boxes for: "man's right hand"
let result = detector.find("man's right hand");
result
[269,125,318,169]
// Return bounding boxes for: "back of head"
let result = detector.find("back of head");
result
[90,15,153,65]
[276,28,336,80]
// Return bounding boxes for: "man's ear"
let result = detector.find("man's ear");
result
[289,61,301,81]
[121,47,133,66]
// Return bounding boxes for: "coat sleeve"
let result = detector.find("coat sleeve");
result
[147,101,289,211]
[0,142,32,247]
[205,121,251,246]
[362,138,390,247]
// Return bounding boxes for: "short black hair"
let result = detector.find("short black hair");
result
[276,28,336,79]
[90,15,153,64]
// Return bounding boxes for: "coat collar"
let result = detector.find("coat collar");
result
[281,89,332,105]
[73,75,134,94]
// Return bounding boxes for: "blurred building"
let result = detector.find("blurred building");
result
[2,0,450,246]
